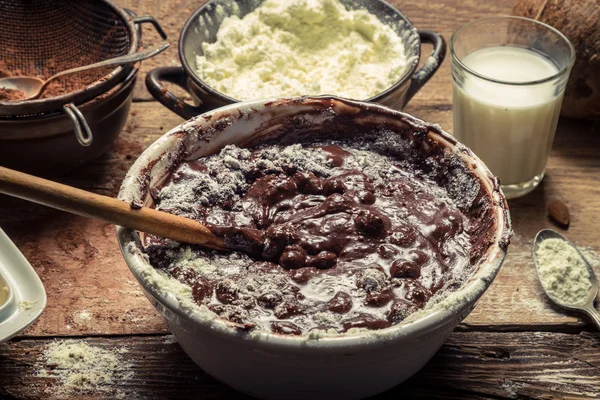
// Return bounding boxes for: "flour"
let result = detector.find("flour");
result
[535,238,593,305]
[578,246,600,269]
[18,300,35,310]
[126,242,219,323]
[163,334,178,345]
[37,340,135,398]
[195,0,410,101]
[76,309,93,322]
[155,144,331,218]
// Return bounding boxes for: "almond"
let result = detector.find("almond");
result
[548,200,570,228]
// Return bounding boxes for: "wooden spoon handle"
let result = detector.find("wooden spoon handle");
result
[0,166,226,250]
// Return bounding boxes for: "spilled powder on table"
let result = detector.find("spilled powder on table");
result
[76,309,93,322]
[500,379,524,399]
[37,340,137,399]
[163,334,178,345]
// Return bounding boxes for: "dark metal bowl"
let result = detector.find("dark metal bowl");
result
[146,0,446,120]
[0,66,137,176]
[0,8,166,176]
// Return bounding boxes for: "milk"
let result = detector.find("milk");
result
[453,46,563,187]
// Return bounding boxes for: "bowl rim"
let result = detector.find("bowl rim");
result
[177,0,421,104]
[117,95,512,350]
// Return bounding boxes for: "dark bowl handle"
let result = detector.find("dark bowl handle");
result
[131,15,168,40]
[146,66,211,120]
[404,30,447,106]
[63,103,93,147]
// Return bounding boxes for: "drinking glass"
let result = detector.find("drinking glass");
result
[451,16,575,199]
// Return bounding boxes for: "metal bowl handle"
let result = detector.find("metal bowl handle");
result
[404,30,447,106]
[146,66,211,120]
[63,103,93,147]
[131,15,167,40]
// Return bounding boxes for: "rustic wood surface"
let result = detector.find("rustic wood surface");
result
[1,0,600,399]
[2,331,599,400]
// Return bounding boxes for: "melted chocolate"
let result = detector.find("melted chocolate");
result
[145,140,483,335]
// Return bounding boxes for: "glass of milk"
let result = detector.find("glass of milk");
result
[451,17,575,199]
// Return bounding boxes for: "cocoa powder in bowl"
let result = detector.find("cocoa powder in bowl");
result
[0,87,26,101]
[0,56,112,102]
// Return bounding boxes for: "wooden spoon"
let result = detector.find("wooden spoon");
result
[0,165,226,250]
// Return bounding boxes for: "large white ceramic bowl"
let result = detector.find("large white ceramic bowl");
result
[117,96,512,400]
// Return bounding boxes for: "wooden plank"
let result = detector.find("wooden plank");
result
[1,100,600,338]
[405,330,600,399]
[1,331,598,399]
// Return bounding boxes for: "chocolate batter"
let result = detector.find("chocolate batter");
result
[145,137,485,335]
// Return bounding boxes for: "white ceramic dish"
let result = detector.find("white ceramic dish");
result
[117,96,512,400]
[0,229,47,343]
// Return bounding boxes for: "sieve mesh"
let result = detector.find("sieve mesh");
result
[0,0,136,115]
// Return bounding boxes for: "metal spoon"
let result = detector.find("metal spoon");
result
[0,43,169,100]
[533,229,600,330]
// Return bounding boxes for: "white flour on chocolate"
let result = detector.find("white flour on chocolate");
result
[144,135,480,335]
[155,142,406,219]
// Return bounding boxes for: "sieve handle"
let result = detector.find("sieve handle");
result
[146,66,212,120]
[131,16,168,40]
[404,30,446,106]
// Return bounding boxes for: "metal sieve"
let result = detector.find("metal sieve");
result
[0,0,166,117]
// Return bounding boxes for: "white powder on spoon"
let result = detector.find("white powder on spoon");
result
[535,238,593,305]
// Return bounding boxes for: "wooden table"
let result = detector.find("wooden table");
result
[1,1,599,399]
